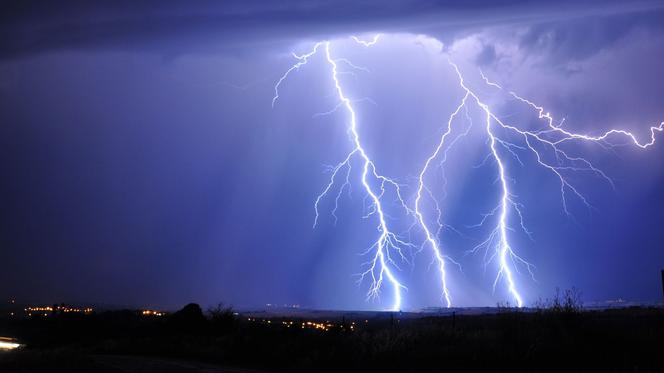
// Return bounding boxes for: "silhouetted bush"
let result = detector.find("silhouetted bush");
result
[168,303,207,333]
[536,287,583,314]
[208,303,237,334]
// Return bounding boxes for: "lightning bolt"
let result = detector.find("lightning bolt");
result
[413,93,469,308]
[351,34,381,47]
[272,34,663,309]
[273,37,413,311]
[444,62,662,307]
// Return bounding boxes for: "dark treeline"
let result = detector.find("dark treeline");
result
[0,303,663,372]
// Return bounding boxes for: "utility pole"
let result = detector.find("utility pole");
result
[661,270,664,302]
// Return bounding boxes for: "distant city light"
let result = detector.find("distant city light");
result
[246,316,356,332]
[23,305,93,315]
[141,309,166,316]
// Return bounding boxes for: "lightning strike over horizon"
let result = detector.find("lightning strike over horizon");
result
[273,37,415,311]
[273,34,663,310]
[443,61,663,307]
[412,92,469,308]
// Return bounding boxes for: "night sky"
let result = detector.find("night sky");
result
[1,0,664,311]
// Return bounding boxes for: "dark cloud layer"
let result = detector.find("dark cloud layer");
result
[519,9,664,62]
[2,0,663,59]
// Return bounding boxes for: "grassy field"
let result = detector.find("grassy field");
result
[1,304,663,372]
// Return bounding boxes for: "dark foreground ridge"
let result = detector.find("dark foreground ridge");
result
[1,303,663,372]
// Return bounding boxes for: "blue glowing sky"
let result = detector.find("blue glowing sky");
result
[1,0,663,310]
